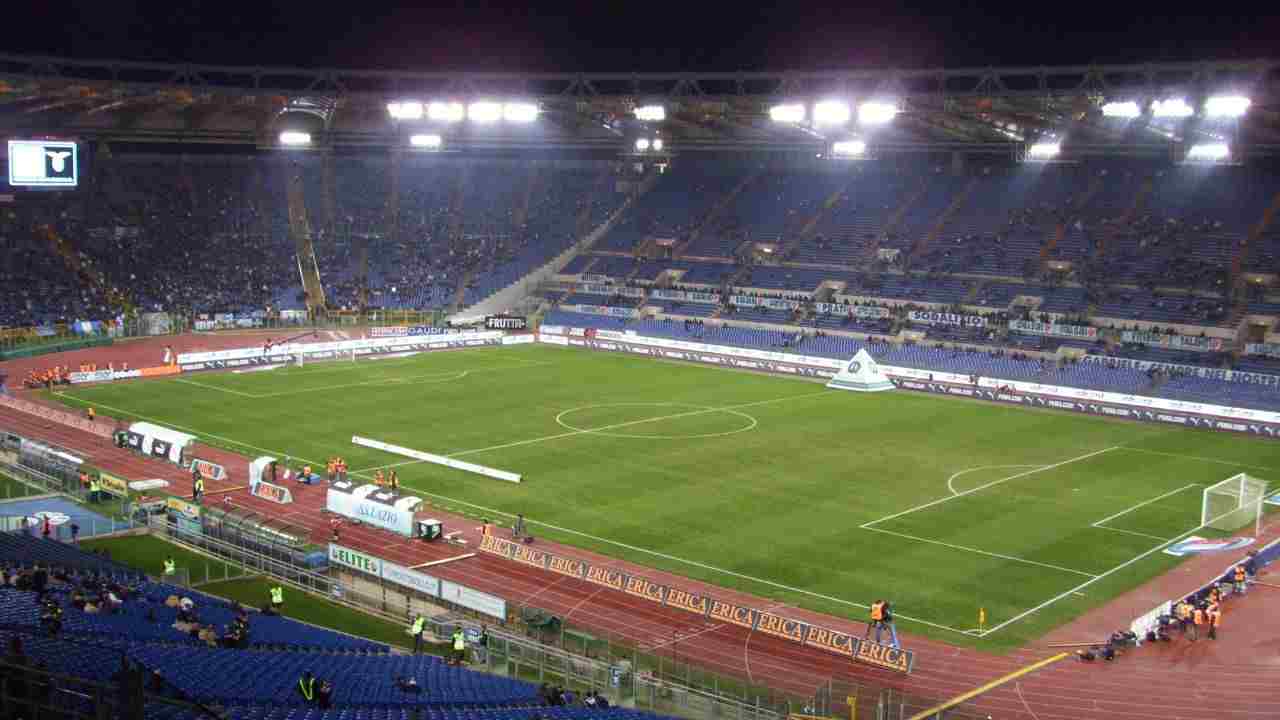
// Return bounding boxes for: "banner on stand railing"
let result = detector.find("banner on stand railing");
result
[908,310,987,328]
[814,303,890,319]
[1122,331,1223,352]
[1009,320,1097,339]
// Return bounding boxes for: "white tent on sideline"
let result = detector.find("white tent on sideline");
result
[826,348,895,393]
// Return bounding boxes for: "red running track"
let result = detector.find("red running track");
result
[2,335,1278,719]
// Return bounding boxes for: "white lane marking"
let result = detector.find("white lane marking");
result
[946,464,1046,496]
[861,526,1100,579]
[863,447,1120,528]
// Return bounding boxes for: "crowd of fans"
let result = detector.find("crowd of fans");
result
[0,157,621,326]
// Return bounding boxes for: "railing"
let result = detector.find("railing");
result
[0,459,66,500]
[0,656,225,720]
[150,519,789,720]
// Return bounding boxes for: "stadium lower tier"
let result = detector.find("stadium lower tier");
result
[541,310,1280,412]
[0,534,674,718]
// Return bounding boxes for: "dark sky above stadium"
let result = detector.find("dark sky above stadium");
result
[7,1,1275,71]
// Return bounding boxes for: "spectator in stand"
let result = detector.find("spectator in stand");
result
[297,670,316,704]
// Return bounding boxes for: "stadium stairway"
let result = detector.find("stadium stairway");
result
[913,176,979,264]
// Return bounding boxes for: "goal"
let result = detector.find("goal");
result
[1201,473,1268,535]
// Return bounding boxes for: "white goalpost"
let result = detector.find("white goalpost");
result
[1201,473,1268,536]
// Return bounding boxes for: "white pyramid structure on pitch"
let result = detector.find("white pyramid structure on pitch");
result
[827,348,895,392]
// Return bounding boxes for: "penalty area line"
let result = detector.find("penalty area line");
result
[861,526,1099,579]
[946,464,1046,496]
[864,446,1120,529]
[1090,483,1199,529]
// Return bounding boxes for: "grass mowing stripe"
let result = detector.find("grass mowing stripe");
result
[174,378,259,398]
[446,390,830,458]
[1092,526,1170,541]
[44,344,1280,650]
[859,526,1100,578]
[861,446,1120,528]
[1116,446,1276,472]
[1090,483,1201,528]
[980,516,1213,636]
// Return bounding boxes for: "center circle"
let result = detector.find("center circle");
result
[555,402,758,440]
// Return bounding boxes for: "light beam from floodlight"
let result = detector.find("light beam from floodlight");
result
[279,131,311,146]
[1101,101,1140,118]
[858,101,898,125]
[503,103,539,123]
[635,138,651,151]
[634,105,666,122]
[832,140,866,156]
[1151,99,1194,118]
[1027,142,1061,159]
[652,138,664,151]
[1187,143,1230,161]
[468,102,502,124]
[428,102,465,122]
[813,100,851,126]
[410,134,442,148]
[387,102,423,120]
[769,104,805,123]
[1205,96,1251,118]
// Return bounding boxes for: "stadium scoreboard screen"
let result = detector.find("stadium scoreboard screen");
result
[7,139,78,188]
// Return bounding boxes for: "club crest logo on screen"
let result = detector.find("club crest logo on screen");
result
[847,361,861,373]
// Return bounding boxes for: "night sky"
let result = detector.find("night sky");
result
[5,1,1275,72]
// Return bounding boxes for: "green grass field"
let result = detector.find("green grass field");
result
[80,534,243,581]
[48,343,1280,650]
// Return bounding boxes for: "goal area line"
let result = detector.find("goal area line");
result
[982,489,1272,637]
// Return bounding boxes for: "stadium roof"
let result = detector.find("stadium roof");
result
[2,54,1279,156]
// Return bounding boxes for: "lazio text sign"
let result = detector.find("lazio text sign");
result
[478,535,913,673]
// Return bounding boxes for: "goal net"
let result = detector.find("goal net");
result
[1201,473,1268,535]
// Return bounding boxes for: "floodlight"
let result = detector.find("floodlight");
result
[1027,141,1061,159]
[387,102,423,120]
[503,102,539,123]
[278,131,311,146]
[769,104,805,123]
[1101,101,1140,119]
[1187,143,1230,161]
[813,100,851,126]
[832,139,866,156]
[410,134,442,148]
[634,105,666,122]
[635,138,651,151]
[858,101,898,125]
[1151,98,1193,118]
[468,102,502,124]
[652,138,664,151]
[1205,95,1251,118]
[427,102,465,122]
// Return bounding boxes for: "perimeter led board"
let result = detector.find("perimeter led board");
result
[7,140,78,187]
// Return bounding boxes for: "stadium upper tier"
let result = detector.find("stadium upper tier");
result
[3,154,1280,350]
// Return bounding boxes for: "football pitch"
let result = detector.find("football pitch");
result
[49,343,1280,650]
